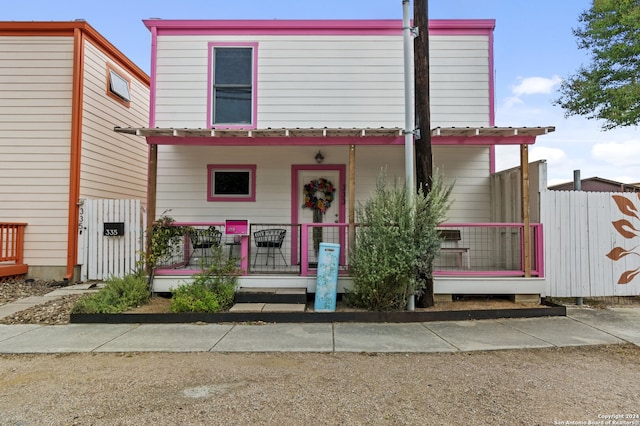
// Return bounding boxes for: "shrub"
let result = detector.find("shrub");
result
[170,247,239,313]
[71,272,150,314]
[345,171,452,311]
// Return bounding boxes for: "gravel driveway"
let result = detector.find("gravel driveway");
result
[0,344,639,425]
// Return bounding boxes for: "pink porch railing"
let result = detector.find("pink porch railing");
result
[0,222,28,279]
[152,222,543,278]
[434,223,544,277]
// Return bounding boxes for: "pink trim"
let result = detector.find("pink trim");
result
[145,135,536,147]
[291,165,346,267]
[207,42,258,129]
[207,164,257,202]
[534,224,544,277]
[488,29,495,127]
[239,235,249,275]
[149,26,157,127]
[144,19,495,36]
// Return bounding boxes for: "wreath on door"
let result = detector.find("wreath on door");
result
[302,178,335,256]
[302,178,335,214]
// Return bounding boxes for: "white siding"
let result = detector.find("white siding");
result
[80,41,149,201]
[0,36,74,267]
[155,145,490,224]
[154,33,490,129]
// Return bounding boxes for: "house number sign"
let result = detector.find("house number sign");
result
[103,222,125,236]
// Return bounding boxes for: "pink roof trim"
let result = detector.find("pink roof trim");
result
[143,19,495,36]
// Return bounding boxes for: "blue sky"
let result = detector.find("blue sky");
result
[5,0,640,186]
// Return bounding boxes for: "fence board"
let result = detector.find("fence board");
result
[80,199,143,281]
[542,191,640,297]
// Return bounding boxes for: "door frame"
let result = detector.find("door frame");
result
[291,164,346,266]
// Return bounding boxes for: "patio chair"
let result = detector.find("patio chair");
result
[253,228,287,269]
[189,227,222,265]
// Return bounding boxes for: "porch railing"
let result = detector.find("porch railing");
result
[434,223,544,277]
[0,222,28,279]
[151,222,543,278]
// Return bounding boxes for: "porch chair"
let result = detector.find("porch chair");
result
[189,227,222,265]
[253,228,287,269]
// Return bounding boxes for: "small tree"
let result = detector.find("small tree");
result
[346,171,452,311]
[555,0,640,130]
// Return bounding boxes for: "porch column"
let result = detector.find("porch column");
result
[520,144,531,277]
[146,143,158,274]
[348,144,356,253]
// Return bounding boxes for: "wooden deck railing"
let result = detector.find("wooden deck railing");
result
[0,222,28,279]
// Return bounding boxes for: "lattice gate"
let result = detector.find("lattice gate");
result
[79,199,146,281]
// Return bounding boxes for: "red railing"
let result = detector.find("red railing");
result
[0,222,28,278]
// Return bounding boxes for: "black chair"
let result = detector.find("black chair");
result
[189,227,222,265]
[253,228,287,269]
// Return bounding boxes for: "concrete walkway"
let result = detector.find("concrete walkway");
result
[0,297,638,353]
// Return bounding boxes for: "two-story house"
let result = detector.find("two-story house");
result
[115,19,553,300]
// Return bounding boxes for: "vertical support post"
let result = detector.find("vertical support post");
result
[521,144,531,277]
[145,144,158,275]
[348,145,356,256]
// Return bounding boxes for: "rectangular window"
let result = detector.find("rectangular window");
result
[106,64,131,107]
[207,165,256,202]
[209,43,257,128]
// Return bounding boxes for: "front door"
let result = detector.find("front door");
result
[292,165,346,266]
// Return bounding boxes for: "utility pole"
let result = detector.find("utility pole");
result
[413,0,435,307]
[414,0,432,194]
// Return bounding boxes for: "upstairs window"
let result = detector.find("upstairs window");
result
[106,64,131,107]
[209,43,257,127]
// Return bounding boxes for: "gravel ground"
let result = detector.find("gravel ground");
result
[0,279,639,425]
[0,345,638,425]
[0,278,84,325]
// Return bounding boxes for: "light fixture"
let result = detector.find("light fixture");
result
[315,151,324,164]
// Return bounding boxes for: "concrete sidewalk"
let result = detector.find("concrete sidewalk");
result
[0,306,638,354]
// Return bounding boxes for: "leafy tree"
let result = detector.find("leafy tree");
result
[555,0,640,130]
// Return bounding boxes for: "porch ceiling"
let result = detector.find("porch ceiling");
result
[113,126,404,138]
[114,125,555,146]
[431,126,555,137]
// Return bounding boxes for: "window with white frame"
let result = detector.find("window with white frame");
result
[210,45,254,126]
[207,165,256,202]
[106,64,131,107]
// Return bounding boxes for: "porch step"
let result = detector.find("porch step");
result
[234,287,307,304]
[229,303,306,313]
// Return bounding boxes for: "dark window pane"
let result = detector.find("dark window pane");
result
[214,171,250,195]
[214,88,252,123]
[215,48,252,85]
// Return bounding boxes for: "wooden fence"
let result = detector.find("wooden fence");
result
[541,190,640,297]
[79,199,145,281]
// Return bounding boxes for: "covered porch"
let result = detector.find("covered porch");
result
[114,125,554,297]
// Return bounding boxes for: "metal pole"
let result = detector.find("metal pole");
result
[402,0,415,203]
[402,0,416,311]
[573,170,583,306]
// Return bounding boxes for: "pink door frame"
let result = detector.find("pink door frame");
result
[291,164,346,266]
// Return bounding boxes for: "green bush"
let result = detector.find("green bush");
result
[345,172,452,311]
[71,272,150,314]
[170,247,239,313]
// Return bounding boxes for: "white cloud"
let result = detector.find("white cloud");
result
[512,75,562,96]
[530,146,566,163]
[591,139,640,167]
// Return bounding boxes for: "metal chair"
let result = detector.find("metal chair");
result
[253,228,287,269]
[189,227,222,265]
